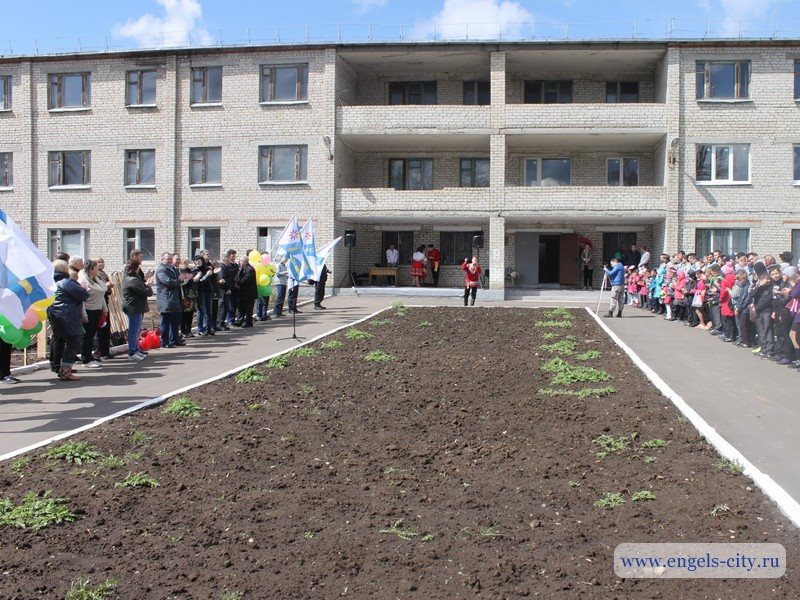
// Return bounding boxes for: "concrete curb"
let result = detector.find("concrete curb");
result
[585,305,800,530]
[0,303,389,464]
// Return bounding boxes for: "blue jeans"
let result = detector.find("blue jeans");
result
[127,312,143,356]
[256,296,270,320]
[218,292,232,327]
[272,284,286,316]
[161,311,181,347]
[196,292,213,333]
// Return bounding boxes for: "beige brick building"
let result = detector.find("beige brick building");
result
[1,40,799,297]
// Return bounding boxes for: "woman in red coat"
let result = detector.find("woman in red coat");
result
[462,256,482,306]
[719,271,737,341]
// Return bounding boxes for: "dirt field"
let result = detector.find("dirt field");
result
[1,307,798,599]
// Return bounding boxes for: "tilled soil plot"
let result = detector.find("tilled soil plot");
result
[1,307,799,599]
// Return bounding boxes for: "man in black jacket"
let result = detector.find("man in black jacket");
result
[235,251,257,328]
[750,261,774,359]
[217,249,238,330]
[314,265,330,310]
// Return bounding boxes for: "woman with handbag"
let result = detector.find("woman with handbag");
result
[121,259,154,362]
[77,260,109,369]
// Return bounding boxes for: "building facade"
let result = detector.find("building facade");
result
[1,40,800,293]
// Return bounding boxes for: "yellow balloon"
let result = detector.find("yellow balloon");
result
[265,264,277,276]
[33,307,47,321]
[33,297,55,309]
[258,273,270,286]
[248,250,261,265]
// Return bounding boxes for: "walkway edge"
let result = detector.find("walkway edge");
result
[0,305,390,464]
[585,306,800,530]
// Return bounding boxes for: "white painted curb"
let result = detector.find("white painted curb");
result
[0,304,390,464]
[585,305,800,530]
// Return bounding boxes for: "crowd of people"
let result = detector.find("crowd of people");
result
[601,246,800,372]
[36,248,329,383]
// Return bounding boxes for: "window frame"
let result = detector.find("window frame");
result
[0,75,11,110]
[439,230,483,266]
[695,143,750,184]
[48,150,91,188]
[388,158,434,190]
[258,145,308,184]
[388,81,437,105]
[795,60,800,101]
[791,229,800,262]
[462,80,490,105]
[0,152,12,188]
[694,228,750,257]
[48,72,91,110]
[125,149,156,187]
[125,69,157,107]
[259,64,309,104]
[695,60,750,101]
[49,228,89,258]
[257,226,285,254]
[605,81,639,103]
[606,157,640,186]
[523,80,573,104]
[189,147,222,186]
[794,145,800,185]
[124,227,156,263]
[188,227,221,262]
[380,230,415,266]
[524,157,572,186]
[459,157,490,188]
[190,66,223,105]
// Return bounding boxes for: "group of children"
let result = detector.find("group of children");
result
[620,252,800,372]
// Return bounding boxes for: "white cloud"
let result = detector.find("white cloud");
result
[413,0,534,40]
[718,0,787,34]
[113,0,213,48]
[697,0,710,10]
[351,0,389,14]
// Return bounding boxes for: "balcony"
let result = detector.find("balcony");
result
[503,185,666,221]
[504,103,667,136]
[336,105,492,136]
[336,187,490,217]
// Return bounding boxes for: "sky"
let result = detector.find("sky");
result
[4,0,800,55]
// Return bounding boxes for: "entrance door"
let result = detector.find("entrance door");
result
[538,235,560,284]
[559,234,579,287]
[515,232,539,286]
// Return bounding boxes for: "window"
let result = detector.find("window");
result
[607,158,639,186]
[389,158,433,190]
[189,228,221,261]
[125,228,156,262]
[602,232,637,264]
[440,231,482,265]
[125,150,156,186]
[257,226,285,254]
[463,81,490,105]
[794,146,800,184]
[695,144,749,183]
[380,231,414,266]
[0,153,11,188]
[189,147,222,185]
[258,145,308,183]
[388,81,437,105]
[49,228,89,258]
[606,81,639,103]
[524,158,571,186]
[695,228,749,257]
[126,70,156,106]
[260,64,308,102]
[696,61,749,100]
[792,229,800,261]
[48,151,91,187]
[190,66,222,104]
[460,158,490,187]
[48,73,91,109]
[795,61,800,100]
[0,75,10,110]
[524,80,572,104]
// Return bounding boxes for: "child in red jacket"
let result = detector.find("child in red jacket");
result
[462,256,482,306]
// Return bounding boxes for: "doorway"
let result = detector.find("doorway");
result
[538,235,561,284]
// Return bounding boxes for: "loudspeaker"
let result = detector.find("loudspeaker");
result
[344,230,357,247]
[472,233,484,249]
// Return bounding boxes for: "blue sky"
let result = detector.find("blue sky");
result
[4,0,800,54]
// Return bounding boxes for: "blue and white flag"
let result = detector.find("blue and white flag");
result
[277,215,307,282]
[0,209,55,328]
[299,219,317,281]
[314,236,342,281]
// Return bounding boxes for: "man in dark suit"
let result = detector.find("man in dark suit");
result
[156,252,187,347]
[235,250,257,327]
[314,265,330,310]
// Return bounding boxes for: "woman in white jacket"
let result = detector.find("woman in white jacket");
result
[77,259,109,369]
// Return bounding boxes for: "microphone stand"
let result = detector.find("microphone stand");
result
[277,278,306,341]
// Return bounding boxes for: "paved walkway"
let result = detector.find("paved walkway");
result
[0,296,392,456]
[603,307,800,501]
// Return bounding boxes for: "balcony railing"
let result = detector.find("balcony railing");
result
[337,187,490,214]
[503,185,666,213]
[336,105,491,135]
[504,103,667,131]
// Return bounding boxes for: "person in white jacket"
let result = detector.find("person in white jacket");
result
[77,259,109,369]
